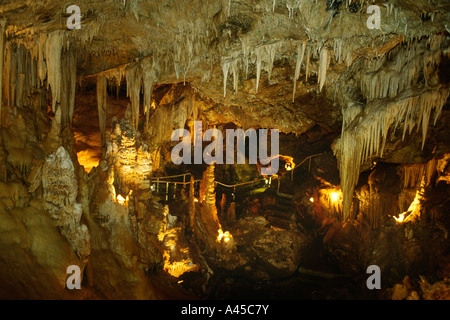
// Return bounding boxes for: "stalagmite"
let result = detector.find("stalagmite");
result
[0,19,6,126]
[205,163,216,208]
[188,175,195,229]
[97,75,107,147]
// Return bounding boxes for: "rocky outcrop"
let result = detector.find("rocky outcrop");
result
[0,199,84,299]
[230,215,308,281]
[85,115,166,299]
[42,146,91,260]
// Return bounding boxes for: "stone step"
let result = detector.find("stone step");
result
[263,205,294,219]
[264,215,294,230]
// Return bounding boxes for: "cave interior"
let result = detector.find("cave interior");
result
[0,0,449,300]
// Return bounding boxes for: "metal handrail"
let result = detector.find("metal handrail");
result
[149,173,192,180]
[291,153,324,172]
[149,153,323,192]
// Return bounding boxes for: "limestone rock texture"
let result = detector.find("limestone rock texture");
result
[0,0,449,300]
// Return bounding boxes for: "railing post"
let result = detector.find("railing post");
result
[165,182,169,201]
[156,178,159,193]
[173,183,177,200]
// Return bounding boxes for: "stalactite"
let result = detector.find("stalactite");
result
[318,47,328,92]
[97,75,107,147]
[103,66,126,100]
[27,50,38,95]
[240,35,250,78]
[78,20,101,44]
[255,46,262,93]
[0,19,6,126]
[232,58,240,94]
[336,36,449,220]
[16,72,25,108]
[4,41,11,108]
[254,42,280,93]
[45,30,64,113]
[222,59,230,98]
[403,158,437,189]
[399,89,449,150]
[267,43,277,82]
[403,165,424,189]
[358,184,399,229]
[286,1,295,19]
[68,51,76,125]
[9,42,17,110]
[10,44,39,110]
[333,38,343,64]
[221,51,241,98]
[141,58,157,125]
[342,102,363,134]
[37,33,47,86]
[60,49,76,127]
[305,47,311,82]
[336,88,449,220]
[126,64,141,130]
[293,40,306,102]
[361,37,444,101]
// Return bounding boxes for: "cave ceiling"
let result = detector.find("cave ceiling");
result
[3,0,448,136]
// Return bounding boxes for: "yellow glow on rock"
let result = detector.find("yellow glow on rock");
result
[331,192,339,202]
[117,194,126,204]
